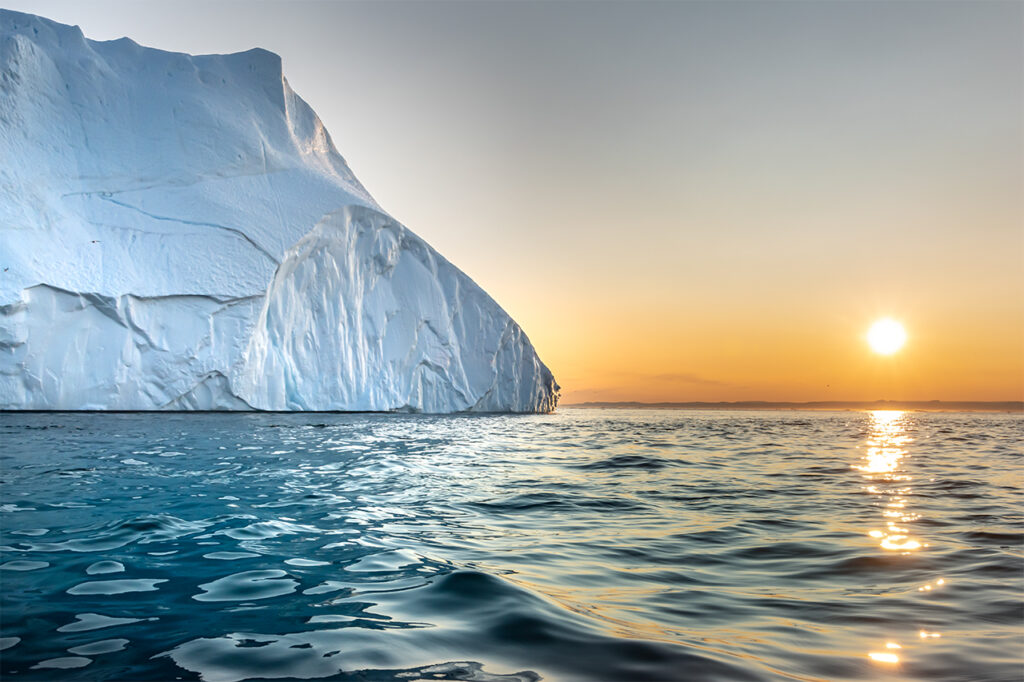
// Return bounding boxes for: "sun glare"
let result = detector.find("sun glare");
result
[867,318,907,355]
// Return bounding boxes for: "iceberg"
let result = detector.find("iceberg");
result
[0,10,558,412]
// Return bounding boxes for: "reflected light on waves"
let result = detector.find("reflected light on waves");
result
[858,411,921,554]
[856,411,948,669]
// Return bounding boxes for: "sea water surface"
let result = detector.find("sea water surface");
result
[0,409,1021,681]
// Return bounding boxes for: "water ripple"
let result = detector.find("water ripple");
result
[193,570,299,602]
[1,409,1021,681]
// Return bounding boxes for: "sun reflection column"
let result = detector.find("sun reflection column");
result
[857,411,922,553]
[856,410,940,668]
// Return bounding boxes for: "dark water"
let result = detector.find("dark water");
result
[1,409,1021,681]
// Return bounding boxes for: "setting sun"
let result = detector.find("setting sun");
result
[867,318,907,355]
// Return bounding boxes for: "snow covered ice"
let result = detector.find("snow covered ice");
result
[0,10,558,412]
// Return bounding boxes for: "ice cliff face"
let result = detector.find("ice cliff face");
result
[0,10,558,412]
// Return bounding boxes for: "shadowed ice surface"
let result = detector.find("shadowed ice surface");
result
[0,409,1021,681]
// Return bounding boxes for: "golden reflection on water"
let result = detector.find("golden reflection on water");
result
[857,410,945,667]
[857,411,921,554]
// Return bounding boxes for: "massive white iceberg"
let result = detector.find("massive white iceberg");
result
[0,10,558,412]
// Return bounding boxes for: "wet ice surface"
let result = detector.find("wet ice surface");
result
[0,410,1021,681]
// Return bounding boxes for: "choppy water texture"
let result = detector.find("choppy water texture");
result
[1,409,1021,681]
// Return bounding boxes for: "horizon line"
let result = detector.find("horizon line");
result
[563,400,1023,413]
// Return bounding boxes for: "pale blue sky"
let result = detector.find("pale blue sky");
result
[3,1,1021,401]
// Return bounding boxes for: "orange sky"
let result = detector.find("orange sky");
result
[11,1,1024,402]
[498,244,1023,403]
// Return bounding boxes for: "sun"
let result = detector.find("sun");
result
[867,318,907,355]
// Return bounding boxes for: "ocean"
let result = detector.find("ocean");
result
[1,408,1021,681]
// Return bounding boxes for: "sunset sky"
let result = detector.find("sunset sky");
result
[8,0,1022,403]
